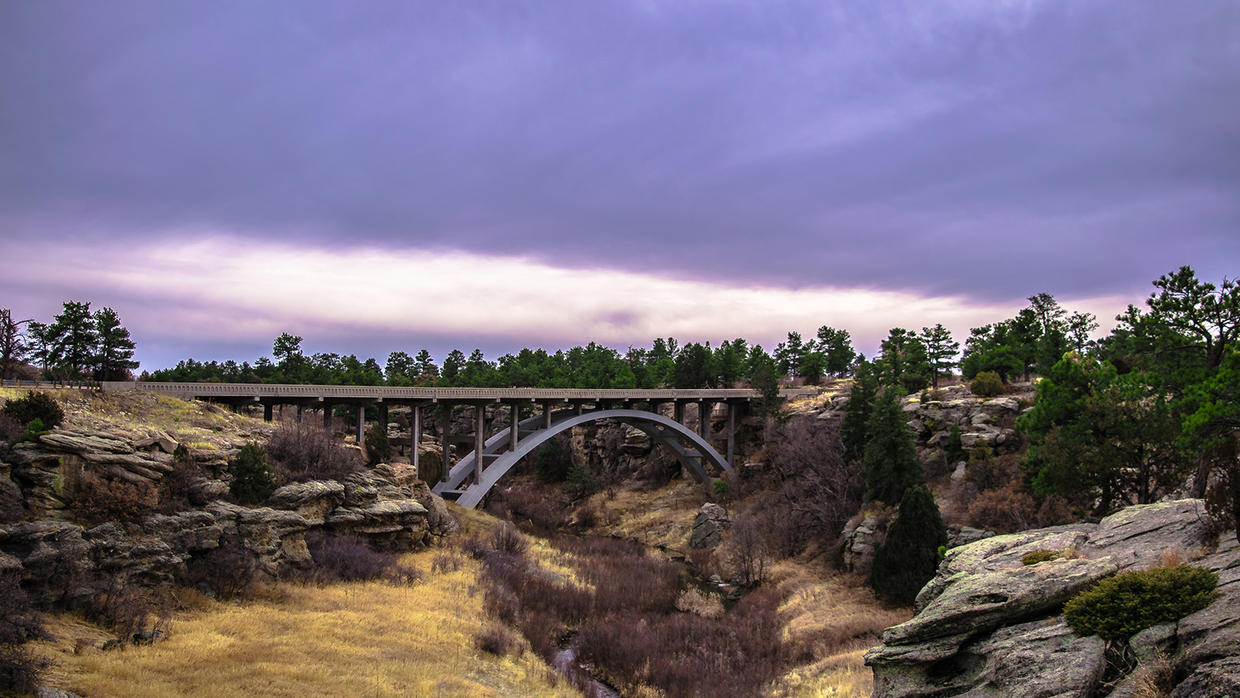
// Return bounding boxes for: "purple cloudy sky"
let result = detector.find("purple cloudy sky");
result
[2,1,1237,371]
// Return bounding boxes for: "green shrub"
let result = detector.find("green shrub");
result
[364,424,392,466]
[1,391,64,430]
[564,458,599,499]
[713,479,731,496]
[534,438,571,483]
[229,443,277,505]
[20,418,46,443]
[870,485,947,604]
[1021,549,1060,565]
[970,371,1004,398]
[944,425,964,463]
[1064,565,1218,641]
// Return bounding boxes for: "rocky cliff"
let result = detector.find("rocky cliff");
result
[865,499,1240,697]
[0,390,456,609]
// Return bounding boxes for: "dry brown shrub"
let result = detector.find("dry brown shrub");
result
[674,588,724,619]
[266,420,364,483]
[474,623,521,657]
[966,482,1038,533]
[69,472,157,526]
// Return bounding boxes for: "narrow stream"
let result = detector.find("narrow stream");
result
[553,642,620,698]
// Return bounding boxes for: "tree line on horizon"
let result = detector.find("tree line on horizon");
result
[2,266,1237,541]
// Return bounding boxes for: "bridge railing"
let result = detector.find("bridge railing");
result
[98,381,819,402]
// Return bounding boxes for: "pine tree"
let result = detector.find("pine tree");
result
[93,307,138,380]
[870,485,947,604]
[919,323,960,388]
[49,300,97,380]
[24,321,56,377]
[841,361,878,464]
[863,388,922,505]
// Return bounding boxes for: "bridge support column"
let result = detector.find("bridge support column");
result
[727,402,736,466]
[296,404,304,421]
[542,402,553,429]
[411,405,422,478]
[474,404,485,486]
[378,403,388,431]
[356,405,366,444]
[323,402,333,430]
[574,402,584,416]
[508,402,519,452]
[698,400,711,441]
[263,403,273,423]
[674,401,685,425]
[439,404,453,483]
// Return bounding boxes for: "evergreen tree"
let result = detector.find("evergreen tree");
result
[841,361,878,464]
[876,328,931,393]
[714,338,748,387]
[870,485,947,604]
[817,326,856,377]
[673,342,715,388]
[863,388,922,504]
[919,323,959,388]
[534,437,571,483]
[49,300,97,379]
[229,443,277,505]
[272,332,306,382]
[774,331,805,378]
[385,351,417,386]
[24,321,55,377]
[796,341,827,385]
[749,354,784,421]
[441,349,465,384]
[92,307,138,380]
[414,349,438,381]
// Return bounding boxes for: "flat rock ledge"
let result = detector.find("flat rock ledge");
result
[866,499,1240,697]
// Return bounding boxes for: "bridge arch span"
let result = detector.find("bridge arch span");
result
[433,409,731,509]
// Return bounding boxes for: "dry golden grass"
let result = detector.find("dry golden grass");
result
[770,560,912,697]
[1,386,271,452]
[32,546,579,698]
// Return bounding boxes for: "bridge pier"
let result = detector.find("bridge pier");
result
[474,404,486,485]
[698,399,711,441]
[542,401,553,429]
[439,403,454,483]
[727,401,737,465]
[263,402,273,423]
[673,400,685,424]
[508,401,520,451]
[411,404,422,477]
[356,404,366,444]
[323,402,333,430]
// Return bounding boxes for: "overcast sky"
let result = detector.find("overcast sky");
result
[2,1,1237,370]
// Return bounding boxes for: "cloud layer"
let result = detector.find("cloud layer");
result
[0,2,1234,368]
[0,236,1130,369]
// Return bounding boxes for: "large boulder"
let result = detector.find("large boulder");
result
[869,618,1106,698]
[268,480,346,524]
[690,503,730,550]
[867,500,1234,697]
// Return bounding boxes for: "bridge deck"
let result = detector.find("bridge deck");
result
[99,381,816,402]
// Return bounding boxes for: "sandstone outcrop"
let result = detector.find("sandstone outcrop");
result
[1,421,455,607]
[865,500,1239,697]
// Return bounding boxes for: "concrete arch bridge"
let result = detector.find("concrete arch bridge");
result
[100,383,815,508]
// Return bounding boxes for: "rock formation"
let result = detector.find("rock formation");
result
[865,499,1240,697]
[0,405,456,608]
